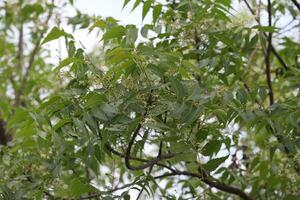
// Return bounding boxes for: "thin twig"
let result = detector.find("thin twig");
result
[291,0,300,12]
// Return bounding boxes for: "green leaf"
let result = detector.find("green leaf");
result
[201,140,222,156]
[170,77,186,98]
[203,155,229,172]
[42,27,72,45]
[89,19,106,31]
[54,57,83,72]
[123,0,131,9]
[142,0,152,21]
[126,25,138,45]
[123,194,130,200]
[153,4,162,24]
[84,92,106,108]
[102,26,126,41]
[53,118,72,131]
[67,40,76,57]
[131,0,141,12]
[252,25,278,33]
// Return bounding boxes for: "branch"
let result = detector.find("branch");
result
[135,140,164,199]
[105,144,176,173]
[154,171,253,200]
[265,0,274,105]
[243,0,289,71]
[124,92,174,171]
[291,0,300,12]
[107,143,253,199]
[17,21,24,70]
[15,0,55,106]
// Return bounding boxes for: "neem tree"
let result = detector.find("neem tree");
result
[0,0,300,199]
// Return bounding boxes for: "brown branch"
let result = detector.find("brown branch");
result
[265,0,274,105]
[135,140,164,199]
[154,171,253,200]
[243,0,289,71]
[124,92,174,171]
[0,119,11,145]
[291,0,300,12]
[15,0,55,106]
[17,23,24,69]
[106,144,252,200]
[105,144,176,172]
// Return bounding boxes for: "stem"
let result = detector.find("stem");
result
[265,0,274,105]
[291,0,300,12]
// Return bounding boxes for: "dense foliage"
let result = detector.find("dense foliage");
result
[0,0,300,199]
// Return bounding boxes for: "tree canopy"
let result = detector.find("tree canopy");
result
[0,0,300,199]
